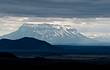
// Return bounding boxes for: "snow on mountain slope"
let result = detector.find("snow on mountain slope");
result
[2,23,96,45]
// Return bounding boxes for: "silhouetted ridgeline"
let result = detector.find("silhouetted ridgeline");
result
[0,37,54,49]
[0,37,64,56]
[0,37,110,55]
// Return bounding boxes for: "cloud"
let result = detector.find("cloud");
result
[0,0,110,17]
[0,16,28,36]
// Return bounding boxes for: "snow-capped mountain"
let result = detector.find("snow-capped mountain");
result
[2,23,96,45]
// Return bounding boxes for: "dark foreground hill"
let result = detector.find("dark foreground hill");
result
[0,37,64,56]
[0,37,54,49]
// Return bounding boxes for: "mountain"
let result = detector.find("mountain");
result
[0,37,54,49]
[0,37,67,57]
[2,23,97,45]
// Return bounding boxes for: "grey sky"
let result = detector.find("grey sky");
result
[0,0,110,37]
[0,0,110,17]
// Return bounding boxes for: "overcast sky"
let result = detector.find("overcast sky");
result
[0,0,110,39]
[0,0,110,17]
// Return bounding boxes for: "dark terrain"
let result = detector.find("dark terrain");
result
[0,52,110,66]
[0,37,110,65]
